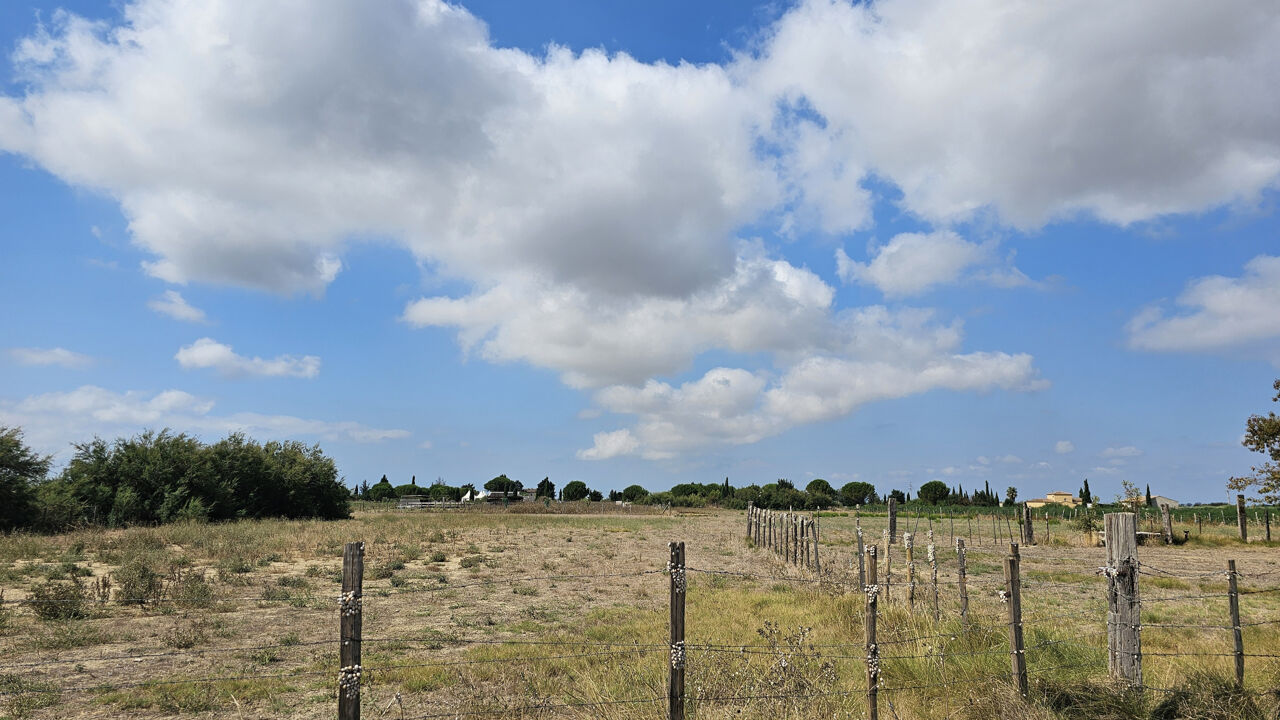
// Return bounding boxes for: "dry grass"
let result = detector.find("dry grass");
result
[0,507,1277,719]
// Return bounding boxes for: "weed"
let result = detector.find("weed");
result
[0,673,59,718]
[429,551,447,563]
[27,578,87,620]
[512,584,538,596]
[168,568,215,609]
[115,558,164,604]
[162,618,209,649]
[459,555,485,569]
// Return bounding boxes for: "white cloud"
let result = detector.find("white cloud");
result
[8,347,93,369]
[577,429,641,460]
[7,0,1269,459]
[1102,446,1144,458]
[148,290,207,323]
[418,440,433,450]
[175,338,320,379]
[0,385,407,455]
[836,231,1029,297]
[996,454,1023,464]
[754,0,1280,227]
[1054,440,1076,454]
[1090,466,1122,476]
[1128,255,1280,355]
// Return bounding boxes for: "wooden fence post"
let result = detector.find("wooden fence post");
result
[1197,513,1202,536]
[814,514,821,574]
[1160,504,1173,545]
[1237,495,1248,542]
[928,531,939,621]
[956,538,969,627]
[668,541,686,720]
[1267,511,1272,542]
[792,515,799,566]
[888,498,898,544]
[865,545,879,720]
[1004,543,1027,697]
[856,521,866,589]
[1228,559,1244,688]
[1104,513,1142,687]
[905,533,916,610]
[747,503,754,541]
[883,529,892,602]
[339,541,365,720]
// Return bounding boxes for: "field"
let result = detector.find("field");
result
[2,506,1279,719]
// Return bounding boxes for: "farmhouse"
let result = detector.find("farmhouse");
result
[1025,491,1082,509]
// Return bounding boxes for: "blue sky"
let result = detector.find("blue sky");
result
[1,0,1278,502]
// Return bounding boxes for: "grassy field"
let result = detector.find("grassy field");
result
[1,507,1278,719]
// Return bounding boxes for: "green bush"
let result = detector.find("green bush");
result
[27,579,87,620]
[115,559,164,605]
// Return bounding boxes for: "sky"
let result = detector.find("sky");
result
[1,0,1278,503]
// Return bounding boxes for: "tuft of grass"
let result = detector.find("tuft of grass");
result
[0,673,60,718]
[31,621,111,650]
[115,558,164,605]
[162,617,209,649]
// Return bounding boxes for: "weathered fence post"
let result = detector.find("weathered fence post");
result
[928,531,939,621]
[747,502,754,541]
[883,529,892,602]
[905,532,916,609]
[956,538,969,627]
[856,519,866,589]
[339,541,364,720]
[1021,504,1035,546]
[887,498,898,544]
[792,515,799,566]
[1004,543,1027,697]
[1228,559,1244,688]
[1105,513,1142,687]
[1160,504,1173,545]
[1267,510,1272,542]
[668,541,686,720]
[865,545,879,720]
[813,514,821,574]
[1237,495,1248,542]
[1197,513,1202,536]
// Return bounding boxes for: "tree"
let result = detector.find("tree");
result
[622,484,649,502]
[1080,479,1091,505]
[1229,379,1280,504]
[1145,484,1153,507]
[562,480,589,501]
[535,477,555,499]
[840,481,876,506]
[805,478,836,498]
[1117,478,1141,512]
[359,479,370,498]
[484,474,521,495]
[588,489,603,502]
[776,479,795,491]
[0,427,50,532]
[918,480,950,505]
[1004,486,1018,507]
[888,489,906,504]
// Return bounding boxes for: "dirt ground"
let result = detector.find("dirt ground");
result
[2,508,1278,719]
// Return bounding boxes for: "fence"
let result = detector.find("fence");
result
[4,511,1279,719]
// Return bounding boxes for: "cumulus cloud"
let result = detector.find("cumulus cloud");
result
[754,0,1280,227]
[0,385,407,454]
[175,338,320,379]
[4,0,1272,458]
[836,231,1030,297]
[148,290,207,323]
[1055,440,1076,454]
[8,347,93,369]
[1127,255,1280,356]
[1102,446,1143,458]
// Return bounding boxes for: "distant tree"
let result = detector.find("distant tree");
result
[888,489,906,504]
[806,479,836,498]
[777,479,795,491]
[1081,478,1092,505]
[840,481,877,506]
[1145,484,1153,507]
[535,477,556,499]
[411,475,416,486]
[484,474,522,495]
[392,483,420,497]
[588,489,603,502]
[918,480,950,505]
[1004,486,1018,507]
[366,477,397,502]
[622,484,649,502]
[562,480,589,502]
[0,427,49,532]
[723,477,731,494]
[608,489,621,501]
[459,483,476,500]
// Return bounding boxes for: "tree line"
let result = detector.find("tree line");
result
[1,426,350,533]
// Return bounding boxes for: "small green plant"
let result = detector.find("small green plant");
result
[459,555,485,569]
[275,575,310,589]
[115,558,164,605]
[429,551,447,563]
[27,578,87,620]
[168,569,214,609]
[218,556,253,575]
[162,618,208,649]
[0,672,59,718]
[512,585,538,596]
